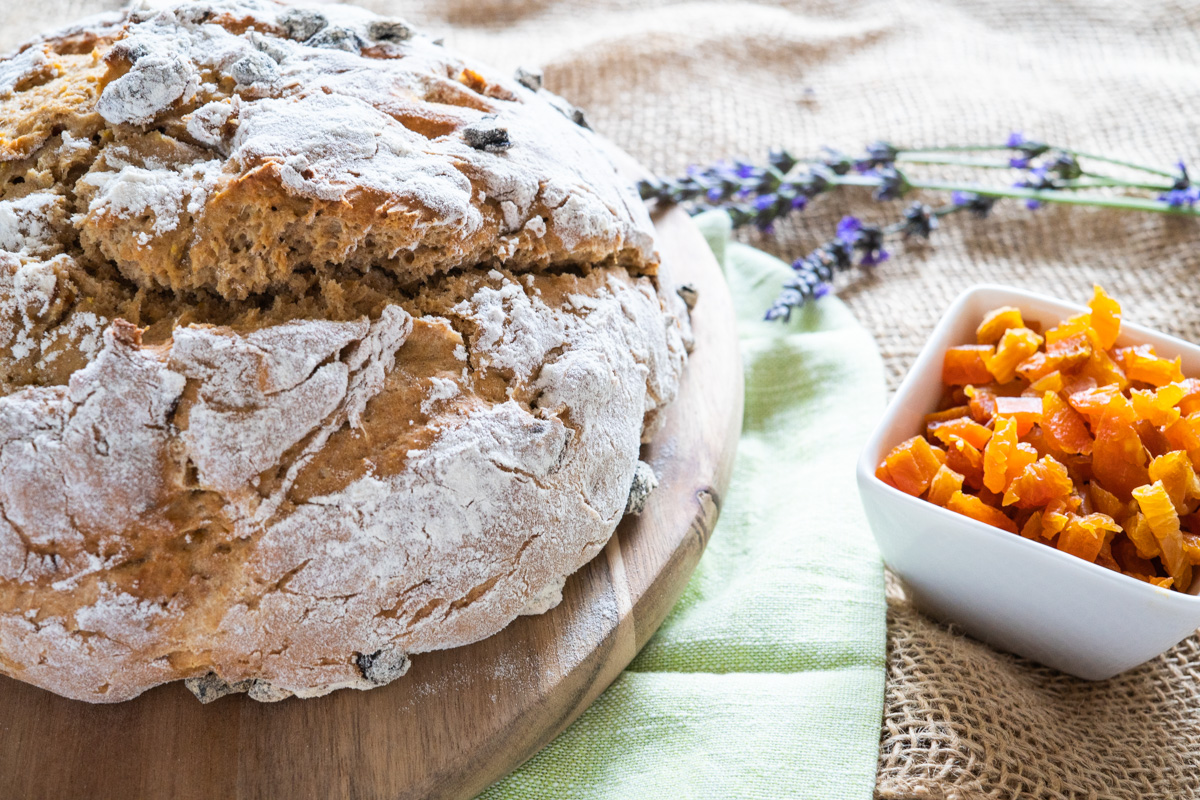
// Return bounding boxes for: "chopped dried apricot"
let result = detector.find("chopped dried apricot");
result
[878,436,947,496]
[944,435,985,489]
[1057,513,1120,563]
[930,417,992,450]
[945,490,1018,533]
[1067,385,1125,424]
[1130,384,1185,427]
[1020,510,1045,540]
[1112,535,1157,576]
[995,396,1043,436]
[1040,391,1094,455]
[882,286,1200,590]
[1088,482,1128,522]
[1044,332,1094,371]
[1025,371,1064,396]
[1147,451,1200,514]
[1087,285,1122,350]
[984,327,1044,383]
[964,384,997,424]
[942,345,995,385]
[1133,481,1192,589]
[1163,415,1200,467]
[1045,313,1096,349]
[925,405,972,428]
[1092,408,1150,500]
[927,464,965,507]
[976,306,1025,345]
[1117,344,1184,387]
[1002,456,1074,509]
[983,417,1019,493]
[1177,379,1200,416]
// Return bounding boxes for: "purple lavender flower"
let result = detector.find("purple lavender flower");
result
[836,215,863,241]
[1006,131,1050,165]
[821,147,854,176]
[834,215,888,265]
[754,194,777,211]
[902,202,938,239]
[867,166,907,201]
[1046,151,1082,180]
[952,191,997,218]
[1015,165,1055,210]
[734,161,758,180]
[1160,161,1200,208]
[854,141,899,173]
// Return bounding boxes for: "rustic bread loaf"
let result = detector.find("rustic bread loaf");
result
[0,0,690,702]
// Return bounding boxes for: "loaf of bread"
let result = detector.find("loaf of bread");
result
[0,0,691,702]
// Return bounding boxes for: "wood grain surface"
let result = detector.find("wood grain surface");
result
[0,204,743,800]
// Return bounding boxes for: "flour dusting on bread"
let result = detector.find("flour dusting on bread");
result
[0,0,690,703]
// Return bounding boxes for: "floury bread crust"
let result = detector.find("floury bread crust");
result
[0,1,691,702]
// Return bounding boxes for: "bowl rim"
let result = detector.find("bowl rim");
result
[857,282,1200,605]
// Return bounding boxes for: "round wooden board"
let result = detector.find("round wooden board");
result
[0,204,742,800]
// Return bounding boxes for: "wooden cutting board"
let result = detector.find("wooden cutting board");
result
[0,203,743,800]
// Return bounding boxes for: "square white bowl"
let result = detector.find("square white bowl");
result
[857,284,1200,680]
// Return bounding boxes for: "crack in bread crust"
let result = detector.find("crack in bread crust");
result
[0,0,692,703]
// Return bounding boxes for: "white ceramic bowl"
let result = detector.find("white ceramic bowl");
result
[857,284,1200,680]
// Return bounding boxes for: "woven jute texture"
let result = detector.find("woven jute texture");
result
[6,1,1200,797]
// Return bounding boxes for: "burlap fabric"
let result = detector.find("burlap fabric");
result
[6,1,1200,797]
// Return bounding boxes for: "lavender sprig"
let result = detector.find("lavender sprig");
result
[640,135,1200,321]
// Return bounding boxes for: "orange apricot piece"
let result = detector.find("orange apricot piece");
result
[925,405,972,427]
[976,306,1025,345]
[1041,390,1094,455]
[1112,535,1157,576]
[1077,348,1130,392]
[927,464,965,507]
[1088,482,1129,522]
[965,384,998,424]
[1176,378,1200,416]
[1183,532,1200,565]
[942,345,995,385]
[1068,384,1125,425]
[1163,415,1200,468]
[984,327,1044,384]
[1147,450,1200,514]
[1133,480,1192,589]
[944,435,985,489]
[1015,351,1059,383]
[879,436,947,496]
[1045,313,1096,349]
[1125,511,1161,560]
[945,490,1019,534]
[995,396,1043,436]
[1024,370,1064,397]
[1057,513,1120,563]
[1002,456,1074,508]
[930,417,992,450]
[1092,406,1150,501]
[983,417,1020,493]
[1044,332,1094,372]
[1087,284,1122,350]
[1117,344,1185,387]
[1020,510,1045,540]
[1131,384,1185,428]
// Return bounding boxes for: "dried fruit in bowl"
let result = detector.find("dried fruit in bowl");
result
[877,285,1200,591]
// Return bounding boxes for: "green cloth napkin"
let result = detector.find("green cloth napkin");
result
[481,211,888,799]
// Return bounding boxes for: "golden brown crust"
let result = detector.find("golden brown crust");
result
[0,1,691,703]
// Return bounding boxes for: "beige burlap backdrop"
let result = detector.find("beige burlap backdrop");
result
[7,1,1200,797]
